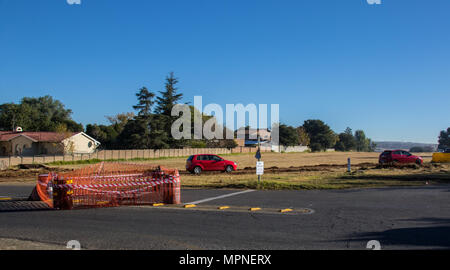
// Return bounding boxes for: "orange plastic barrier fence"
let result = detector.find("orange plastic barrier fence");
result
[29,173,55,208]
[35,162,181,210]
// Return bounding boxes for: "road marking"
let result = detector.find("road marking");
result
[186,190,255,205]
[184,204,197,208]
[152,203,164,207]
[0,197,12,201]
[218,206,230,210]
[250,207,261,211]
[280,208,293,213]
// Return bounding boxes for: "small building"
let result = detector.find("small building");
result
[235,128,272,147]
[0,130,100,156]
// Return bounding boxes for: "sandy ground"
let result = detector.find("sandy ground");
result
[0,237,66,250]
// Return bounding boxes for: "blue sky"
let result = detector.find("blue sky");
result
[0,0,449,143]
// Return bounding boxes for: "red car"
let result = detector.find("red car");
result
[379,150,423,165]
[186,154,237,174]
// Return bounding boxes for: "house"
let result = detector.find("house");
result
[235,128,272,147]
[0,129,100,156]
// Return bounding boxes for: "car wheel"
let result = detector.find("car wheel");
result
[416,159,422,166]
[225,165,234,173]
[392,160,399,166]
[194,166,202,175]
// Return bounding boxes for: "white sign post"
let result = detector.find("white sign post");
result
[256,161,264,176]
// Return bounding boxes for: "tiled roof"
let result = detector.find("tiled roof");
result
[0,131,79,143]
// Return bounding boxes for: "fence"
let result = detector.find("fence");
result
[0,147,268,168]
[30,162,181,210]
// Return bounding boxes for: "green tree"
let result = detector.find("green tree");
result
[296,126,310,146]
[354,130,375,152]
[86,124,120,149]
[335,127,356,151]
[0,96,82,132]
[155,72,183,116]
[116,117,154,149]
[438,127,450,150]
[133,87,155,117]
[154,72,185,148]
[302,120,337,152]
[278,124,300,147]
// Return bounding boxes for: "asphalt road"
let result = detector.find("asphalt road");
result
[0,184,450,250]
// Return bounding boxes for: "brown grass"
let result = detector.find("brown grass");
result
[0,152,444,190]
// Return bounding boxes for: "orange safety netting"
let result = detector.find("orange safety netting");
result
[33,162,181,210]
[29,173,54,208]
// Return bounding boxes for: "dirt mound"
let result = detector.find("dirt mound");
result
[181,162,382,175]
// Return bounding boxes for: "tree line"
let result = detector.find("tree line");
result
[1,73,448,152]
[278,121,376,152]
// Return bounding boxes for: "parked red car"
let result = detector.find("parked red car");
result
[186,154,237,174]
[379,150,423,165]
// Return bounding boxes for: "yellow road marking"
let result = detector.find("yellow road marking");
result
[280,208,293,213]
[249,207,261,211]
[96,201,110,205]
[153,203,164,207]
[218,206,230,210]
[184,204,197,208]
[0,197,12,201]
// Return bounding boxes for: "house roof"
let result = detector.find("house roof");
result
[0,131,80,143]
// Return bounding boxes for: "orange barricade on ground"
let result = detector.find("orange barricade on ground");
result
[32,162,181,210]
[29,173,54,208]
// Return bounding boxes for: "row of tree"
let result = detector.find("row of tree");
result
[278,121,376,152]
[86,73,237,150]
[1,73,448,152]
[438,127,450,150]
[0,96,83,133]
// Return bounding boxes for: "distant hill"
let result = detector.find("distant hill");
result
[374,141,438,152]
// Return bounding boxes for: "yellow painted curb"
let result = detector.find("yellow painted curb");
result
[249,207,261,211]
[280,209,293,213]
[96,201,110,205]
[153,203,164,207]
[0,197,12,201]
[218,206,230,210]
[184,204,197,208]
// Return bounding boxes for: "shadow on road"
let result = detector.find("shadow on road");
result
[339,171,450,183]
[0,201,53,213]
[347,218,450,249]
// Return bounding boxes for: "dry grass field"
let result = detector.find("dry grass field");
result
[51,151,433,171]
[1,151,447,190]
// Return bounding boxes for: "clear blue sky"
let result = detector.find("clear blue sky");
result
[0,0,449,144]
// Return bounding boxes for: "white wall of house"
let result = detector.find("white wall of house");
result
[63,133,99,154]
[260,143,310,153]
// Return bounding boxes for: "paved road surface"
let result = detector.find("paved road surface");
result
[0,184,449,250]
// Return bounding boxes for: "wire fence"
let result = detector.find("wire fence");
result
[0,147,269,168]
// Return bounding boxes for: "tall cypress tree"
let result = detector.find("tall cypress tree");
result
[154,72,185,148]
[133,87,155,117]
[155,72,183,116]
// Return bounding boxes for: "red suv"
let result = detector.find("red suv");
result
[379,150,423,165]
[186,154,237,174]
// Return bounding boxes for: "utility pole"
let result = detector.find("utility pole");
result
[255,135,263,188]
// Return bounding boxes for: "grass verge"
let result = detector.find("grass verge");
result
[181,170,450,190]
